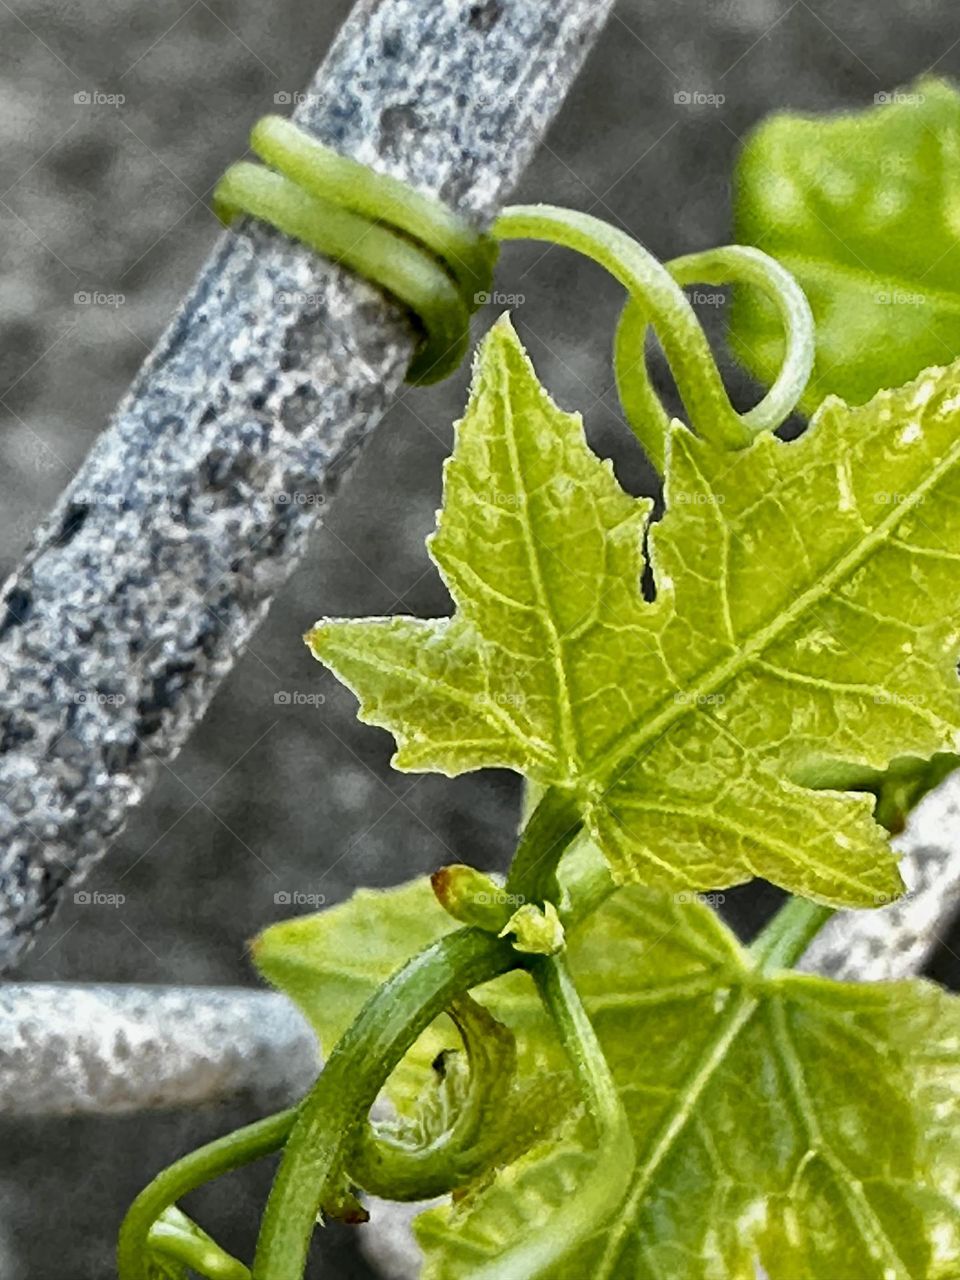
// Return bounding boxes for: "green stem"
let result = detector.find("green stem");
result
[750,895,835,973]
[117,1109,297,1280]
[556,834,617,927]
[504,785,582,904]
[496,205,751,452]
[252,928,522,1280]
[250,115,496,305]
[471,953,635,1279]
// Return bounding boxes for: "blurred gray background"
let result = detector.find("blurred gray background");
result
[2,0,960,1275]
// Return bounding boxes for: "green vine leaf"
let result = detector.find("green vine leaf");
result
[307,317,960,907]
[733,76,960,410]
[371,997,508,1154]
[256,877,960,1277]
[415,887,960,1280]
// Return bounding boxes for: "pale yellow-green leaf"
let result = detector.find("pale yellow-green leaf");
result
[308,316,960,906]
[253,877,960,1276]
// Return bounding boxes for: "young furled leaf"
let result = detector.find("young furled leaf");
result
[416,887,960,1280]
[308,317,960,907]
[733,76,960,411]
[146,1207,249,1280]
[253,878,565,1110]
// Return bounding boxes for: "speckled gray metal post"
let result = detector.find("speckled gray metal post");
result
[0,984,318,1114]
[0,0,615,968]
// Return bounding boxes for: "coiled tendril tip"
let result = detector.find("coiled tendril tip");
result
[214,122,814,464]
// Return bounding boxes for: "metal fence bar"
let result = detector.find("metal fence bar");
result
[2,769,958,1116]
[0,983,317,1114]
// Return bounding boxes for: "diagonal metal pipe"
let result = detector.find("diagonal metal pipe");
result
[0,0,616,968]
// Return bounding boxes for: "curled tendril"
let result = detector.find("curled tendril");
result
[350,992,518,1200]
[613,244,815,472]
[213,115,495,385]
[493,205,815,473]
[213,120,813,453]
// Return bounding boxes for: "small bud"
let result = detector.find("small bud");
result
[431,864,514,932]
[499,900,565,955]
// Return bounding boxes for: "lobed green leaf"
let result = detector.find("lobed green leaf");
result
[308,317,960,907]
[416,887,960,1279]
